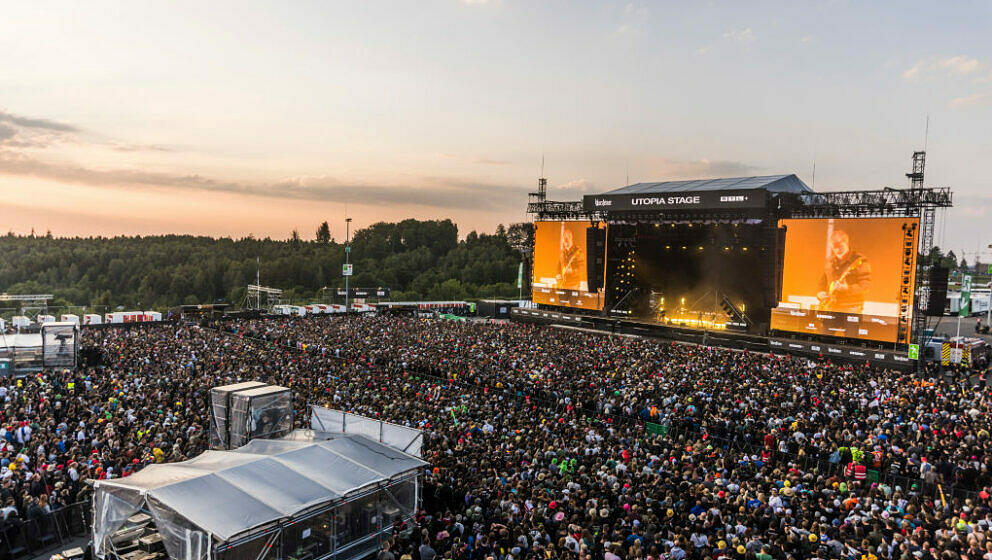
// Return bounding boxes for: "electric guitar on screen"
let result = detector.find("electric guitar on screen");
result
[815,256,865,310]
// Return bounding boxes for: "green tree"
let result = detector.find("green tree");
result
[315,221,331,243]
[0,218,526,309]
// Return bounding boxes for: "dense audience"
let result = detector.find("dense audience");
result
[2,315,991,560]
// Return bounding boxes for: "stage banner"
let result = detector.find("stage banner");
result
[583,189,767,212]
[335,288,390,298]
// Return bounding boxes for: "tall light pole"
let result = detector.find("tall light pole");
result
[344,218,352,313]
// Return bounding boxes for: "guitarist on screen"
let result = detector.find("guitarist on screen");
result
[557,225,584,289]
[816,230,872,314]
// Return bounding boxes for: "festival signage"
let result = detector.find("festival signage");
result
[583,189,767,212]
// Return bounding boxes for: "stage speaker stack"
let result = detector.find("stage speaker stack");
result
[926,266,949,317]
[586,226,607,290]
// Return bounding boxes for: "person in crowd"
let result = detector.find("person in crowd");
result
[2,315,992,560]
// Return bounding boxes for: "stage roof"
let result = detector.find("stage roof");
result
[601,174,812,195]
[95,431,425,541]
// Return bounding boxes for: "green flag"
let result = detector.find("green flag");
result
[450,409,458,426]
[516,262,523,289]
[960,275,972,317]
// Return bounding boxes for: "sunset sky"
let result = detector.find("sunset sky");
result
[2,1,990,255]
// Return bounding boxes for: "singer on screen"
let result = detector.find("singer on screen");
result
[557,225,584,288]
[817,230,872,313]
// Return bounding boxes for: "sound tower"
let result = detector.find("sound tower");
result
[586,226,606,290]
[926,266,949,316]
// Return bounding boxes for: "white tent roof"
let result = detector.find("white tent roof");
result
[0,333,43,350]
[95,431,425,541]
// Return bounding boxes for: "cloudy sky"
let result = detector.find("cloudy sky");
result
[1,0,989,254]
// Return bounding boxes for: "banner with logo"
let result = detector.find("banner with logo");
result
[960,275,972,317]
[583,189,767,212]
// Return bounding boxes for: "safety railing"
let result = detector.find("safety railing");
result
[0,501,91,560]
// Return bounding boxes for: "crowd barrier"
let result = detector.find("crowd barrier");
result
[310,406,424,457]
[209,324,988,502]
[0,501,90,560]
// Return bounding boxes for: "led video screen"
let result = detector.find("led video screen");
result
[771,217,919,344]
[532,221,605,310]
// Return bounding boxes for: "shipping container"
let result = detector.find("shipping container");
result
[83,314,103,325]
[60,314,81,326]
[105,311,146,324]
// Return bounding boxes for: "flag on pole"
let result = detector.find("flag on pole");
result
[960,275,972,317]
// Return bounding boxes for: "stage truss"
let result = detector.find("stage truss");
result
[246,284,282,311]
[0,293,53,319]
[527,200,598,221]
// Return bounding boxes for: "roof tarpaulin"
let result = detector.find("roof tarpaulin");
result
[601,174,812,195]
[582,174,812,212]
[94,431,426,552]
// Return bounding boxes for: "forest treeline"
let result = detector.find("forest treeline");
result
[0,220,535,310]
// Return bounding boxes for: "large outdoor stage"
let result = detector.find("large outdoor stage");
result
[524,154,953,367]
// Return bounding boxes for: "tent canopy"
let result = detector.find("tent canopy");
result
[600,174,812,195]
[95,431,425,542]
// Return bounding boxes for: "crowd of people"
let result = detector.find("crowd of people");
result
[2,314,991,560]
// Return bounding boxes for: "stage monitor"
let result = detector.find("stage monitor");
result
[771,217,919,344]
[532,221,606,310]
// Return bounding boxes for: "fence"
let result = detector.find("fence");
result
[310,406,424,457]
[0,501,91,560]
